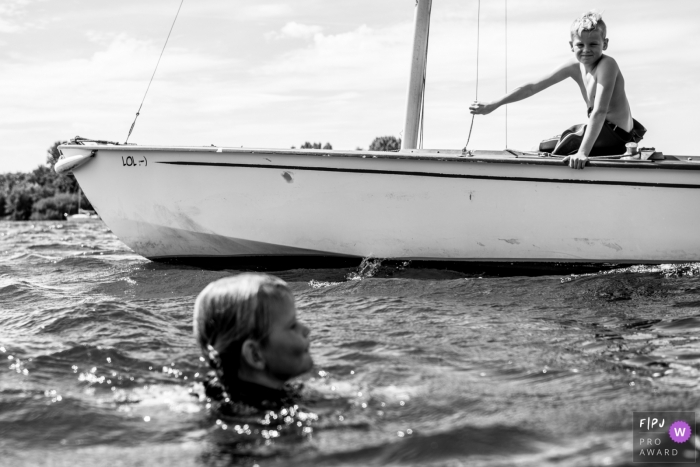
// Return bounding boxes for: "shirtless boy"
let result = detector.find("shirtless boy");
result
[469,11,642,170]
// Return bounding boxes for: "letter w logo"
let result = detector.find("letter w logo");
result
[674,427,687,437]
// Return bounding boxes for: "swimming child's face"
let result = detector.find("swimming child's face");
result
[260,296,313,383]
[570,30,608,66]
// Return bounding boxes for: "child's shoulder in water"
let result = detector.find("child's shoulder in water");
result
[203,372,302,413]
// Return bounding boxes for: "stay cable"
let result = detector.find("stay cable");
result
[463,0,481,152]
[505,0,508,149]
[125,0,185,144]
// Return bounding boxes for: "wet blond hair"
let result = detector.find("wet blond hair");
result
[193,273,293,376]
[570,10,606,39]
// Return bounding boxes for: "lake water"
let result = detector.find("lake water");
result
[1,220,699,466]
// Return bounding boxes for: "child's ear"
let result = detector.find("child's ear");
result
[603,38,609,50]
[569,40,573,51]
[241,339,266,370]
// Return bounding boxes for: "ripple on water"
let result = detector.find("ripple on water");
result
[655,315,700,332]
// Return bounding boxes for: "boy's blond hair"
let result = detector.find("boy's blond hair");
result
[193,273,292,375]
[570,11,606,39]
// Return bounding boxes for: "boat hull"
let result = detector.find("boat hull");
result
[57,145,700,266]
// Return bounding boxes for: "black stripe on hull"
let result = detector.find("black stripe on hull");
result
[148,255,687,276]
[158,161,700,189]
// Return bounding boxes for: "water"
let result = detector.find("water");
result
[1,220,699,467]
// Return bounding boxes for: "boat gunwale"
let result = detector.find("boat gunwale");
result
[57,144,700,171]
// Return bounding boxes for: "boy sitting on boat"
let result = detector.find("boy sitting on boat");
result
[469,11,645,169]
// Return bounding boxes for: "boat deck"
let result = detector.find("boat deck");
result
[60,143,700,171]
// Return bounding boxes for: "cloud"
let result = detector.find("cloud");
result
[237,4,293,20]
[265,22,323,41]
[0,19,21,34]
[0,0,49,33]
[257,23,411,91]
[0,0,34,16]
[0,31,233,168]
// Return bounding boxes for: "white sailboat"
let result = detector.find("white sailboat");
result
[66,189,100,222]
[55,0,700,269]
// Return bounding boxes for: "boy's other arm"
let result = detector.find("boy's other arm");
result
[469,59,577,115]
[563,58,618,169]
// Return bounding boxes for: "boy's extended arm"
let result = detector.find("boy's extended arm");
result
[564,58,618,169]
[470,59,576,114]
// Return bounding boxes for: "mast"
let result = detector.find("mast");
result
[401,0,432,151]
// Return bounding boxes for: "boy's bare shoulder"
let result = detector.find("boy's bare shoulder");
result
[598,55,621,71]
[593,56,622,83]
[555,56,582,77]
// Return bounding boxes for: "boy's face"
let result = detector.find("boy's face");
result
[569,30,608,66]
[260,296,313,382]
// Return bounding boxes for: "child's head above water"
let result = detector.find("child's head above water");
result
[570,10,606,40]
[193,273,313,390]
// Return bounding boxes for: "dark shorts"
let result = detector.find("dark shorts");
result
[539,112,647,156]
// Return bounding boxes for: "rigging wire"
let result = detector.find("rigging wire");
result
[125,0,185,144]
[463,0,481,152]
[505,0,508,148]
[418,1,432,150]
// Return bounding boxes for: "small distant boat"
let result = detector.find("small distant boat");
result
[66,209,100,222]
[66,190,100,222]
[55,0,700,268]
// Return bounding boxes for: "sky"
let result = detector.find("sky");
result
[1,0,698,172]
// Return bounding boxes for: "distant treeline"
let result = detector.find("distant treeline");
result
[367,136,401,152]
[0,141,92,221]
[1,136,401,221]
[293,136,401,152]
